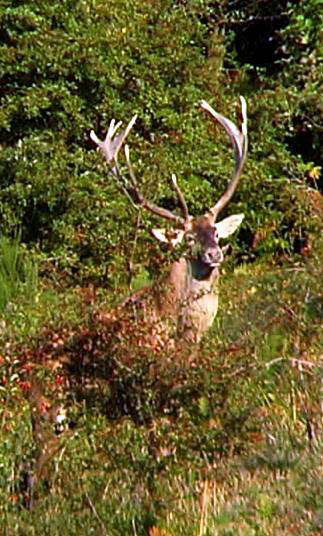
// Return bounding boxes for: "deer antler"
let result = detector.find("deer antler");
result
[200,96,248,220]
[91,98,247,227]
[90,116,137,163]
[171,173,190,225]
[91,117,189,224]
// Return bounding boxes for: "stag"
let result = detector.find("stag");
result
[21,100,247,504]
[90,97,247,348]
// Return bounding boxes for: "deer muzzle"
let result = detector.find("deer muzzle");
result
[201,247,223,267]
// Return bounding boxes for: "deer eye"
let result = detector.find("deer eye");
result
[186,233,195,247]
[205,227,218,241]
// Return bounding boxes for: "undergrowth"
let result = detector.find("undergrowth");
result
[0,239,321,534]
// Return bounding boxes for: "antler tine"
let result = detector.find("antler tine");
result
[123,144,183,223]
[171,174,190,225]
[91,116,140,208]
[90,115,137,163]
[200,97,248,220]
[91,117,184,224]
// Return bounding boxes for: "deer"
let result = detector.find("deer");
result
[21,99,247,505]
[90,97,248,350]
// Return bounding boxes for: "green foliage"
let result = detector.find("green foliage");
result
[0,234,38,311]
[0,0,321,285]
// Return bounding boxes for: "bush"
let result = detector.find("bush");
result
[0,0,321,287]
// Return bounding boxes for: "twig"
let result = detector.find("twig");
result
[290,358,317,369]
[128,211,141,285]
[171,174,189,222]
[265,357,316,374]
[110,163,140,211]
[86,492,107,534]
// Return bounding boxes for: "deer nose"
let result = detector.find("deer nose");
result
[202,248,223,266]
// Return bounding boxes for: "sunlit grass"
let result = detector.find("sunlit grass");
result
[0,235,38,313]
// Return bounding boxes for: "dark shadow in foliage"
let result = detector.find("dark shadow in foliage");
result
[63,324,203,425]
[199,0,290,74]
[227,12,289,74]
[21,200,68,246]
[285,116,323,192]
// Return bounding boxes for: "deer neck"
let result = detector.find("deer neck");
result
[167,256,220,343]
[158,256,219,310]
[188,258,219,282]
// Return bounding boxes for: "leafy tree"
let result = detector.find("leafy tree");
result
[0,0,321,285]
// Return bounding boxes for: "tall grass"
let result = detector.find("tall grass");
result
[0,235,38,312]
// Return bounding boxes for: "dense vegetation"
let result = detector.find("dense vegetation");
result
[0,0,321,283]
[0,0,322,533]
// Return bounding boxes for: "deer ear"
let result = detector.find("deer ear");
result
[151,228,168,243]
[151,228,185,247]
[215,214,244,239]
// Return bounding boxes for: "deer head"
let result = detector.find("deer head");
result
[90,97,247,278]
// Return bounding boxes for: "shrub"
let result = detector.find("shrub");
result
[0,0,321,287]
